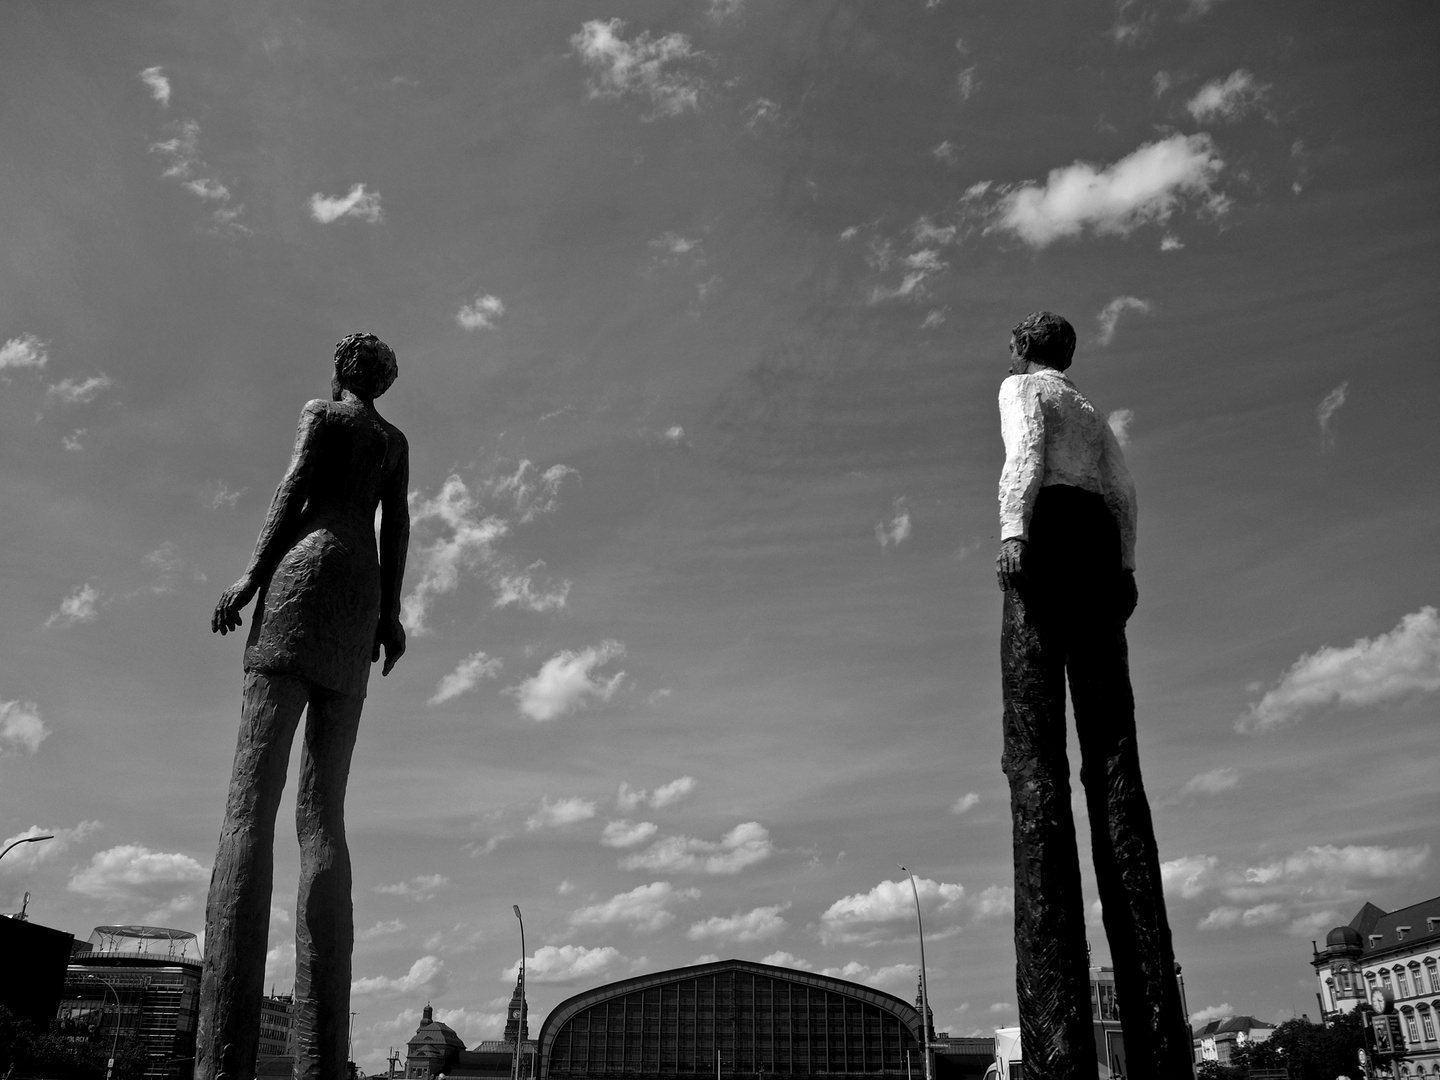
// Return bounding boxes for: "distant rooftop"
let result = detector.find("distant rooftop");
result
[86,924,201,962]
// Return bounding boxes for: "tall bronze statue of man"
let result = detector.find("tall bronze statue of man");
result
[995,312,1190,1078]
[198,333,410,1080]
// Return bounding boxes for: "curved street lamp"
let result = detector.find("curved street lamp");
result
[85,973,124,1080]
[512,905,526,1080]
[898,866,932,1080]
[0,833,55,865]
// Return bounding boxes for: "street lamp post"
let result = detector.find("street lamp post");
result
[86,974,124,1080]
[0,833,54,865]
[512,905,526,1080]
[898,866,932,1080]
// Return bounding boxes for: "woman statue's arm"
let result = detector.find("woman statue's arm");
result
[373,432,410,675]
[212,401,324,635]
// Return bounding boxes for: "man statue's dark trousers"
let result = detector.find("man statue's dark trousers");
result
[1000,486,1191,1079]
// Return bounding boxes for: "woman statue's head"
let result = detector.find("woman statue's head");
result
[332,332,399,401]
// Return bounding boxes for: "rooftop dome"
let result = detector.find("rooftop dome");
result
[1326,925,1363,949]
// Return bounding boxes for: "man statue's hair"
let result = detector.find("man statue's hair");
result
[332,332,398,400]
[1011,311,1076,371]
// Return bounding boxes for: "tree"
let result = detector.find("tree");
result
[1231,1013,1367,1080]
[1196,1060,1245,1080]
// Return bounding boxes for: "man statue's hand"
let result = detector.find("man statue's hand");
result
[1118,570,1138,623]
[996,538,1027,592]
[374,618,406,676]
[212,575,259,635]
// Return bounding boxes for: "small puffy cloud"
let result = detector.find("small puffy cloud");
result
[185,178,231,201]
[921,309,947,329]
[0,701,52,757]
[148,120,246,232]
[47,375,112,404]
[204,481,245,510]
[1160,234,1184,251]
[266,940,296,989]
[1107,409,1135,448]
[509,641,626,721]
[429,651,503,705]
[932,140,959,166]
[601,820,660,849]
[1186,70,1269,123]
[569,881,701,933]
[761,951,813,969]
[820,877,965,944]
[1242,845,1429,889]
[504,944,626,984]
[620,822,774,875]
[820,962,916,993]
[1153,71,1172,97]
[0,821,99,872]
[527,796,598,831]
[970,884,1014,921]
[687,903,789,942]
[989,134,1226,248]
[0,333,49,370]
[1190,1003,1234,1025]
[618,776,697,811]
[1317,381,1348,445]
[139,66,171,106]
[1197,903,1287,931]
[352,955,444,996]
[1161,854,1218,900]
[570,19,706,120]
[1181,767,1239,797]
[46,583,101,628]
[151,120,201,178]
[357,919,407,941]
[457,294,505,330]
[557,880,575,894]
[1095,296,1151,345]
[143,541,204,594]
[650,232,702,259]
[988,1001,1014,1014]
[374,873,449,902]
[68,844,209,923]
[956,65,978,101]
[706,0,745,20]
[63,430,85,452]
[876,497,912,549]
[1240,607,1440,732]
[493,565,571,613]
[308,184,384,224]
[950,793,980,815]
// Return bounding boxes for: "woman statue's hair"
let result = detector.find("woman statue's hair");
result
[332,332,399,401]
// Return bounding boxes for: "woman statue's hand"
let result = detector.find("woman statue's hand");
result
[212,575,259,635]
[374,617,406,676]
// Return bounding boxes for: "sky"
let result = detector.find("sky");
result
[2,0,1439,1068]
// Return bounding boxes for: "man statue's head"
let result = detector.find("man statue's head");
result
[1010,311,1076,372]
[332,332,399,401]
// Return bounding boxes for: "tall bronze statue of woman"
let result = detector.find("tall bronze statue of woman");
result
[197,333,409,1080]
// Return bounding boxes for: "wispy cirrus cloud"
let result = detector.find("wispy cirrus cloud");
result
[876,497,912,549]
[569,881,701,933]
[509,641,625,721]
[1187,70,1269,123]
[570,19,707,120]
[1180,767,1239,797]
[620,822,774,875]
[139,66,171,106]
[0,702,52,758]
[374,873,449,901]
[1239,607,1440,732]
[46,375,112,404]
[686,903,788,942]
[308,184,384,224]
[46,584,101,628]
[429,651,503,705]
[149,119,247,233]
[0,333,49,370]
[1096,295,1152,345]
[983,134,1226,247]
[1317,381,1349,445]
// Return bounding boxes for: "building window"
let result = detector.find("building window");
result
[1427,959,1440,993]
[1404,1008,1420,1043]
[1418,1005,1436,1041]
[1398,968,1412,998]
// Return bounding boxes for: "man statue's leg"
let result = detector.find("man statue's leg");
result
[1070,625,1193,1078]
[1001,588,1098,1080]
[197,672,309,1080]
[293,686,364,1080]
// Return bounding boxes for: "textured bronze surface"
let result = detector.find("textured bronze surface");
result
[197,335,409,1080]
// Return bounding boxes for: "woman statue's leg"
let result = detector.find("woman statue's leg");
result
[197,672,309,1080]
[292,686,365,1080]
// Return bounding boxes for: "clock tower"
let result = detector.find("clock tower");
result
[502,971,529,1044]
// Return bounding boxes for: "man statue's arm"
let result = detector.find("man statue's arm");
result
[996,377,1044,591]
[212,400,324,635]
[373,433,410,676]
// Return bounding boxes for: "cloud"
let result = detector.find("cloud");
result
[650,232,703,260]
[618,776,697,811]
[1153,71,1172,97]
[970,884,1014,921]
[357,919,407,941]
[352,955,445,996]
[932,140,959,166]
[1186,70,1269,123]
[820,877,966,944]
[557,880,575,894]
[1190,1003,1235,1025]
[46,375,112,404]
[373,873,449,901]
[1242,845,1429,889]
[1181,767,1239,797]
[46,584,101,628]
[601,820,660,849]
[62,429,84,451]
[1107,409,1135,448]
[505,944,626,984]
[1198,903,1287,931]
[1161,855,1219,900]
[492,565,571,613]
[706,0,745,19]
[68,844,209,923]
[620,822,774,875]
[139,66,171,106]
[1240,607,1440,731]
[956,65,978,101]
[0,701,51,757]
[148,120,246,232]
[509,641,626,721]
[1095,296,1152,345]
[307,184,384,224]
[950,793,980,815]
[819,962,916,993]
[429,651,503,705]
[876,497,912,549]
[1160,234,1184,251]
[0,821,99,872]
[988,134,1226,247]
[570,19,706,120]
[204,481,245,510]
[569,882,701,933]
[921,309,947,329]
[0,333,48,370]
[1317,381,1348,445]
[744,98,781,132]
[686,903,789,942]
[457,294,505,330]
[526,796,599,830]
[266,940,296,990]
[143,542,204,594]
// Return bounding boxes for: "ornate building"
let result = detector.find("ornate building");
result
[406,974,537,1080]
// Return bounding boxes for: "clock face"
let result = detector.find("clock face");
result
[512,1011,521,1018]
[1371,988,1388,1012]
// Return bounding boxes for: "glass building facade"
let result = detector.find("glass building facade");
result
[539,960,925,1080]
